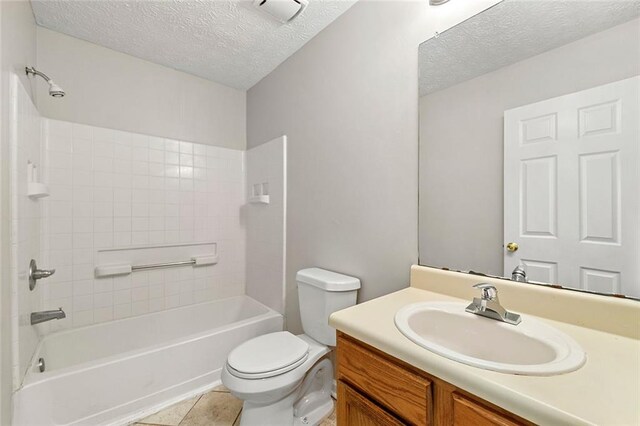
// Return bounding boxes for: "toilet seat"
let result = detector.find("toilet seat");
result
[227,332,310,379]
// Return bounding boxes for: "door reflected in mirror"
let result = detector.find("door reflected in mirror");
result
[418,0,640,298]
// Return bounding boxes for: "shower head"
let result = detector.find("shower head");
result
[48,82,65,98]
[25,67,65,98]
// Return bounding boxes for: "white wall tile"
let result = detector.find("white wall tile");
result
[42,119,246,329]
[94,307,114,323]
[165,139,180,152]
[113,304,132,320]
[149,137,164,151]
[72,138,93,154]
[73,280,94,296]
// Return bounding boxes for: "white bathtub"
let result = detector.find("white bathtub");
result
[13,296,283,426]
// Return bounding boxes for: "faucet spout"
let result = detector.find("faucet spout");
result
[465,283,521,325]
[511,266,527,283]
[31,308,66,325]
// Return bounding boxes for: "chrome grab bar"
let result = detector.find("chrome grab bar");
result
[95,255,218,277]
[131,259,196,272]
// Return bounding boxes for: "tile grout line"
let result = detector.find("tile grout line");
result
[136,423,168,426]
[232,407,242,426]
[177,393,205,426]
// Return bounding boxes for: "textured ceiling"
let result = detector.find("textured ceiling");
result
[31,0,356,90]
[419,0,640,96]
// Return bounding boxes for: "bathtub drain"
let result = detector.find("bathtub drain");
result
[38,357,45,372]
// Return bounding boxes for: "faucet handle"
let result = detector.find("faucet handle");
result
[29,259,56,291]
[473,283,498,301]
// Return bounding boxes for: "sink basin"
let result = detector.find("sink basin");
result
[394,302,586,376]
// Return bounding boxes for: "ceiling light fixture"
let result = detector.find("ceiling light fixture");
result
[430,0,450,5]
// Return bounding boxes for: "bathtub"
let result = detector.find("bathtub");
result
[13,296,283,426]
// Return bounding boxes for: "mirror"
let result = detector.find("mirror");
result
[418,0,640,298]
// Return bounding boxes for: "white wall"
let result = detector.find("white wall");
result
[0,0,37,422]
[419,18,640,276]
[41,119,246,331]
[36,27,247,150]
[245,136,286,314]
[246,0,500,333]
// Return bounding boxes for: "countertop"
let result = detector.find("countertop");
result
[329,285,640,425]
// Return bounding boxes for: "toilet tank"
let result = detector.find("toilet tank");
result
[296,268,360,346]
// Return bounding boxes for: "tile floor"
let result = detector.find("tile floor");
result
[133,385,337,426]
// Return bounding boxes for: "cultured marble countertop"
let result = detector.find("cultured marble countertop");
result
[329,286,640,426]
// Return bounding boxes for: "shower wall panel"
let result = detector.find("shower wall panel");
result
[41,119,246,331]
[8,75,44,389]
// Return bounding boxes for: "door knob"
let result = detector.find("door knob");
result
[29,259,55,291]
[506,242,519,252]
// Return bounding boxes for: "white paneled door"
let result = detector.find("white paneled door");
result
[504,76,639,297]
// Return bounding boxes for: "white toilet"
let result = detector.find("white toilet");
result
[221,268,360,426]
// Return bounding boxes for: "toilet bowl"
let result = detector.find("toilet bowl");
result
[221,268,360,426]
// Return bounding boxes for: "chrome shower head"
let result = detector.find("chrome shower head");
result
[48,81,65,98]
[25,67,65,98]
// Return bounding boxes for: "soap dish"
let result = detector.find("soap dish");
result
[27,182,49,199]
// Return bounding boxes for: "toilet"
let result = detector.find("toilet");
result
[221,268,360,426]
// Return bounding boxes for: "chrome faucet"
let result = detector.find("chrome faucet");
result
[511,265,527,283]
[465,283,521,325]
[31,308,66,325]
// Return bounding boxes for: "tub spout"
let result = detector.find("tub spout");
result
[31,308,65,325]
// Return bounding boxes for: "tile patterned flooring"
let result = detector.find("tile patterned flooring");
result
[133,385,337,426]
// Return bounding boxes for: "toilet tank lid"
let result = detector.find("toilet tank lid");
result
[296,268,361,292]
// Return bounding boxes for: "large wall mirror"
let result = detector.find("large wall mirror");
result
[418,0,640,298]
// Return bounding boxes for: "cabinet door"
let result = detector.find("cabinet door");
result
[337,381,405,426]
[337,334,432,425]
[452,393,522,426]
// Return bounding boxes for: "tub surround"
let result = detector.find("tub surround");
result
[41,119,247,331]
[329,266,640,425]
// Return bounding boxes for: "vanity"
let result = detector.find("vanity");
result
[329,266,640,425]
[336,333,533,426]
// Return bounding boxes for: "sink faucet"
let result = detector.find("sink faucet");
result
[31,308,65,325]
[511,265,527,282]
[465,283,521,325]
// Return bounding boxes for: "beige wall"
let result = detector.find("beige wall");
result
[0,1,37,422]
[36,28,247,150]
[419,18,640,277]
[246,0,500,333]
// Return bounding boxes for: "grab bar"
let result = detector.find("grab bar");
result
[132,259,196,271]
[95,255,218,277]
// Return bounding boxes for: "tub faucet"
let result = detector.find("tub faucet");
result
[31,308,65,325]
[465,283,521,325]
[511,265,527,282]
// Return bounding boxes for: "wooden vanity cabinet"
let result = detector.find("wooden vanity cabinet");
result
[336,332,534,426]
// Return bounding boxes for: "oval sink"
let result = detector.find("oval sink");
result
[394,302,586,376]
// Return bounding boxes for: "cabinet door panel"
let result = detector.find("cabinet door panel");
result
[337,381,405,426]
[337,335,431,425]
[452,393,521,426]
